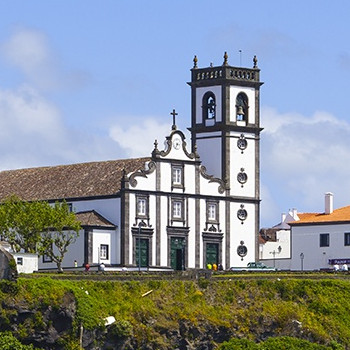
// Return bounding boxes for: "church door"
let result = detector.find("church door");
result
[170,237,185,270]
[206,243,218,265]
[135,238,149,267]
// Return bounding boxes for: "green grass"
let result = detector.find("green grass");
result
[0,276,349,349]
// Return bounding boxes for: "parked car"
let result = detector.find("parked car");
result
[230,262,277,272]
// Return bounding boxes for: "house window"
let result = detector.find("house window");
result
[173,167,182,185]
[172,165,184,189]
[17,257,23,265]
[136,196,148,217]
[43,243,53,263]
[172,200,183,220]
[207,202,218,222]
[320,233,329,247]
[345,232,350,246]
[100,244,109,260]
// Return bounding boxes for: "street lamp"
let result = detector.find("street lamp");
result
[269,246,282,268]
[300,252,304,271]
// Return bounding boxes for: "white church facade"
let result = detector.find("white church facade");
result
[0,53,263,270]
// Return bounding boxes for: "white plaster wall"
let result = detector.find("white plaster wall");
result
[184,164,196,194]
[159,196,169,267]
[229,86,256,123]
[187,198,196,268]
[195,86,222,124]
[38,229,85,269]
[259,230,291,260]
[197,137,222,180]
[229,132,256,198]
[229,202,256,268]
[291,223,350,271]
[92,230,116,265]
[14,254,38,274]
[73,198,120,226]
[132,170,156,192]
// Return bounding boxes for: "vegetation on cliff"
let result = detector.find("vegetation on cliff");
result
[0,274,349,349]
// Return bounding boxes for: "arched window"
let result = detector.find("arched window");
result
[202,92,216,121]
[236,93,248,123]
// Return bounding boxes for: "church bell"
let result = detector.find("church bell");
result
[236,106,245,116]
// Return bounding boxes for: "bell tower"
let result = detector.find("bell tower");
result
[188,52,263,266]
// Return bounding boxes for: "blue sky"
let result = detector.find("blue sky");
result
[1,1,350,226]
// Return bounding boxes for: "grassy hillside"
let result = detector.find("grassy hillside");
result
[0,273,349,349]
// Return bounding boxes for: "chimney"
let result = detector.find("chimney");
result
[281,213,286,223]
[325,192,333,214]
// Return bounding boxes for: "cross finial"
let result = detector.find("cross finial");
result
[170,109,178,130]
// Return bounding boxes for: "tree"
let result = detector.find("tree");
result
[0,195,50,253]
[0,196,81,272]
[38,201,81,272]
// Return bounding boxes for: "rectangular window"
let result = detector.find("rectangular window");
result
[320,233,330,247]
[42,254,52,263]
[137,198,147,216]
[100,244,109,260]
[173,167,182,185]
[345,232,350,246]
[172,201,182,219]
[17,257,23,265]
[172,165,184,189]
[208,203,217,221]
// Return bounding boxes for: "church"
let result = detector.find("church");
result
[0,52,263,270]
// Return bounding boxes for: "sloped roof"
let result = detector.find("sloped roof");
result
[75,210,116,228]
[290,206,350,225]
[0,157,150,202]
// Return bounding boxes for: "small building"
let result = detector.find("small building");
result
[0,242,38,275]
[289,192,350,271]
[259,209,298,269]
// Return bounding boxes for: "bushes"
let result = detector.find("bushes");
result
[219,337,344,350]
[1,276,350,349]
[0,332,41,349]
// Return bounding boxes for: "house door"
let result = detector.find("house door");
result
[206,243,218,265]
[170,237,185,270]
[135,238,149,267]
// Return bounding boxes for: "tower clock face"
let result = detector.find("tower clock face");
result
[237,138,247,150]
[173,138,181,150]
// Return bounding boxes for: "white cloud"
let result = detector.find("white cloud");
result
[0,85,120,170]
[261,106,350,225]
[1,28,90,91]
[109,118,172,158]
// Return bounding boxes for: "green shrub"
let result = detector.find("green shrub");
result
[0,280,19,294]
[219,338,258,349]
[0,331,41,349]
[108,319,133,339]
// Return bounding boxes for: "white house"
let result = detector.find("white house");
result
[0,52,263,271]
[289,192,350,271]
[259,209,299,268]
[261,192,350,271]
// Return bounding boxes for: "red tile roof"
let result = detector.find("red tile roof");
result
[0,158,150,202]
[291,206,350,225]
[75,210,116,228]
